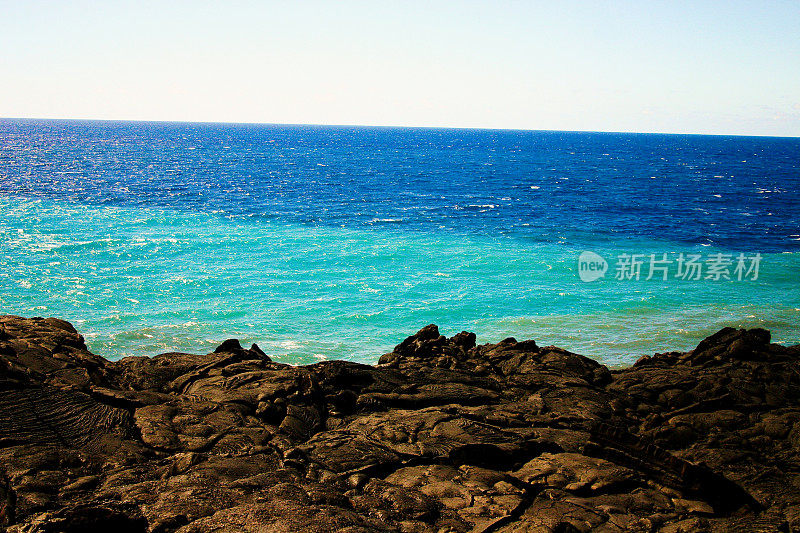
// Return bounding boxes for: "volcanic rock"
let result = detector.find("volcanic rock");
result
[1,315,799,531]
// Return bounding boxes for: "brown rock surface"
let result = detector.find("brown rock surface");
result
[1,315,799,531]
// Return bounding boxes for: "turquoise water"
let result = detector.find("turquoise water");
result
[2,195,797,366]
[1,120,799,365]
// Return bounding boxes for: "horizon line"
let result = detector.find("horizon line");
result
[2,115,799,140]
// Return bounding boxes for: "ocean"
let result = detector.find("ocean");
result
[1,119,798,365]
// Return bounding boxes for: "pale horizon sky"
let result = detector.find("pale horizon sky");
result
[1,1,799,137]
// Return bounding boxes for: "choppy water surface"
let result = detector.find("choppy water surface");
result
[1,120,798,364]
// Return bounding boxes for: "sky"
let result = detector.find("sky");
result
[1,1,799,136]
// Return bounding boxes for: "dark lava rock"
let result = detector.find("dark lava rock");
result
[1,314,799,532]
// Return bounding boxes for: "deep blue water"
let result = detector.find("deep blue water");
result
[1,119,798,364]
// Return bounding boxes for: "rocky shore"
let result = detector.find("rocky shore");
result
[1,316,799,532]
